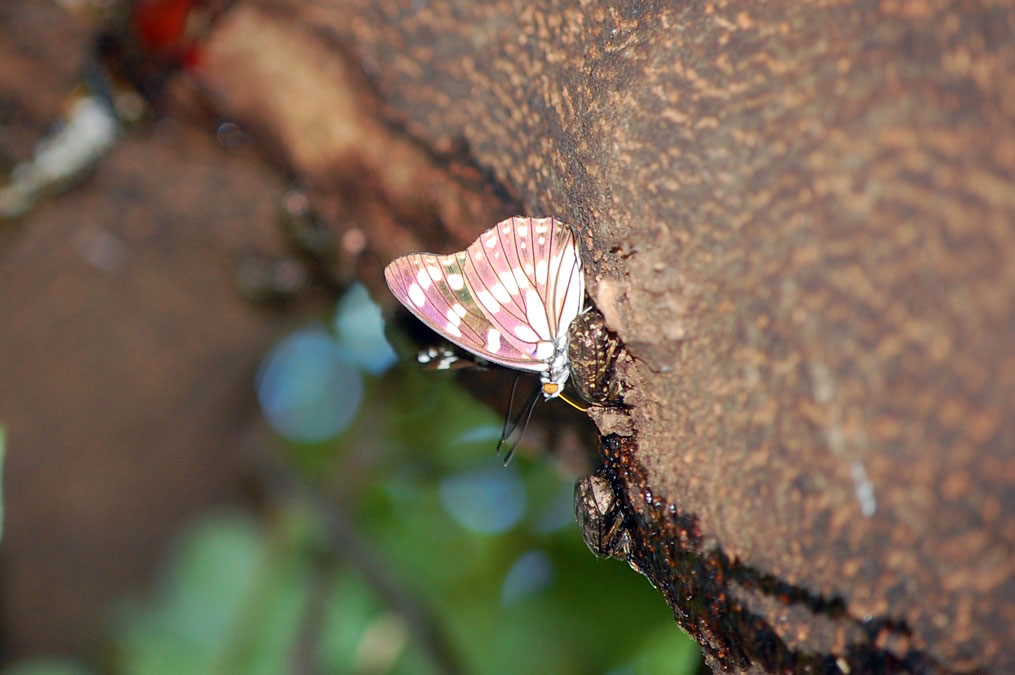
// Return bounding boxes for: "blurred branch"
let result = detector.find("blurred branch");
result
[258,458,464,675]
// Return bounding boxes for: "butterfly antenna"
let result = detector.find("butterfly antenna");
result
[558,391,587,412]
[497,380,542,465]
[498,375,522,448]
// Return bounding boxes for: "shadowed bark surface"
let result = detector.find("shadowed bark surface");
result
[196,0,1013,671]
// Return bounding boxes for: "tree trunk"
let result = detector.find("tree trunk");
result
[199,1,1015,671]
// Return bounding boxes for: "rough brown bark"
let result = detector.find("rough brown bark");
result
[196,1,1014,672]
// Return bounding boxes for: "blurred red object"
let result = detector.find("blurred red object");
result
[130,0,204,70]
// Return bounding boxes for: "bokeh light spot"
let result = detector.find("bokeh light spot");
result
[256,326,363,442]
[438,463,526,534]
[501,549,554,605]
[333,283,398,375]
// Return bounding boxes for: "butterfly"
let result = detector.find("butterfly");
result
[384,217,585,399]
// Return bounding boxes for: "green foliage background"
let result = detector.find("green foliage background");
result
[1,292,701,675]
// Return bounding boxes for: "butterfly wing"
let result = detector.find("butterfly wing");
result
[384,250,548,372]
[462,217,584,359]
[540,218,584,341]
[385,217,584,374]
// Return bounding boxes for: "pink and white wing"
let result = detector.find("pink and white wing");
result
[384,251,547,372]
[529,217,584,341]
[461,217,583,368]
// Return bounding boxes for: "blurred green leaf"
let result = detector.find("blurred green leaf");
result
[618,622,703,674]
[112,512,266,673]
[1,660,91,675]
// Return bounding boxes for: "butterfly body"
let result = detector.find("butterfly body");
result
[385,217,584,398]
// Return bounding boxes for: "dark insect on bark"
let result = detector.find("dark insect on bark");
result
[566,308,624,404]
[575,468,631,560]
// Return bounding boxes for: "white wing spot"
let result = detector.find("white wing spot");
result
[557,247,584,337]
[524,289,551,339]
[537,236,545,247]
[427,265,442,282]
[535,341,554,360]
[451,303,467,318]
[445,307,462,328]
[519,241,527,250]
[408,283,427,307]
[477,289,501,313]
[513,324,540,343]
[415,268,432,290]
[517,224,528,237]
[485,235,497,249]
[513,268,530,289]
[498,270,519,294]
[501,224,512,234]
[486,328,501,353]
[436,355,458,370]
[535,259,548,284]
[535,224,548,234]
[491,283,511,304]
[447,273,464,290]
[524,264,533,275]
[444,321,462,338]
